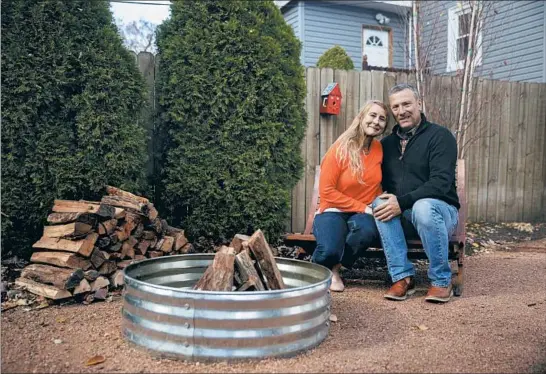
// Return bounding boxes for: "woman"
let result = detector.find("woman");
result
[312,100,388,292]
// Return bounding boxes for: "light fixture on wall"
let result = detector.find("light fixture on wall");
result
[375,13,390,25]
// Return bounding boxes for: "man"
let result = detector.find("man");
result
[372,83,460,303]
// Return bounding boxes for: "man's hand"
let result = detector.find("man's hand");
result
[373,193,402,222]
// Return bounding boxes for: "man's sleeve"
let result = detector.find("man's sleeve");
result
[397,129,457,211]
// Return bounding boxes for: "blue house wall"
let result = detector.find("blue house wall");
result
[280,1,409,70]
[420,1,546,83]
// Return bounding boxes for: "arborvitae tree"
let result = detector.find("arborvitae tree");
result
[1,0,148,259]
[317,45,355,70]
[155,0,306,243]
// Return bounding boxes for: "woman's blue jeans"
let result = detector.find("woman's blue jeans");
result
[312,212,380,269]
[372,197,459,287]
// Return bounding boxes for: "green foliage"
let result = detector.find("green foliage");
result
[1,0,148,259]
[317,45,354,70]
[155,0,306,243]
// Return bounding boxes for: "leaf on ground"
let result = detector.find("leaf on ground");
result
[85,355,106,366]
[415,324,429,331]
[53,339,62,344]
[329,314,338,322]
[472,243,480,248]
[56,317,67,323]
[35,301,49,310]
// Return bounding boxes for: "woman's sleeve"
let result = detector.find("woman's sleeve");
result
[319,147,367,213]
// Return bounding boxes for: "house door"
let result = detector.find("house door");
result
[362,28,390,67]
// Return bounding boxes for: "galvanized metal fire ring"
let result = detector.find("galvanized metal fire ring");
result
[122,254,332,361]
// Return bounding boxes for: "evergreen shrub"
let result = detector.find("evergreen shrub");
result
[155,0,306,243]
[317,45,355,70]
[1,0,148,259]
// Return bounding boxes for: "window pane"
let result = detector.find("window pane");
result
[459,13,471,35]
[458,36,469,60]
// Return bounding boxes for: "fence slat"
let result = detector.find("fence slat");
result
[333,69,348,140]
[345,70,361,132]
[504,82,520,221]
[359,70,372,108]
[319,68,335,161]
[496,81,512,221]
[476,79,491,221]
[523,83,540,221]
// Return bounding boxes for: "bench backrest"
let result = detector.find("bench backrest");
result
[303,161,467,245]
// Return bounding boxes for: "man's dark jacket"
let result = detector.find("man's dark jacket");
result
[381,114,460,211]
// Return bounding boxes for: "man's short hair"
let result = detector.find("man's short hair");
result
[388,83,420,100]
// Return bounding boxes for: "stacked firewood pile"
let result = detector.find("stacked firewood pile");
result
[15,186,191,302]
[194,230,286,292]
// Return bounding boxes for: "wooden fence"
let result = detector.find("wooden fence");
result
[133,52,546,230]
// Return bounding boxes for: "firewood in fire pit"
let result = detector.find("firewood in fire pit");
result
[193,246,236,291]
[235,249,266,291]
[247,230,285,290]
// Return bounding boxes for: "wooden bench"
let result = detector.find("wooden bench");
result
[283,162,467,296]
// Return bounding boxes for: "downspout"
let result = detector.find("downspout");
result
[299,1,305,66]
[408,7,412,69]
[543,1,546,82]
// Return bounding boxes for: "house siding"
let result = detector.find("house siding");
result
[281,1,409,70]
[420,1,546,83]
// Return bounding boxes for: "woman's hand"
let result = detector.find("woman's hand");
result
[373,193,401,222]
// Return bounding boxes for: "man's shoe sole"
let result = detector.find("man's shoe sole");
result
[425,290,453,303]
[384,288,416,301]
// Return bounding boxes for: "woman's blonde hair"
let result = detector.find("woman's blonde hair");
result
[335,100,389,183]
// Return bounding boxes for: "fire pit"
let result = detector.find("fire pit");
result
[122,254,332,361]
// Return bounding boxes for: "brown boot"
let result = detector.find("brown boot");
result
[425,284,453,303]
[384,277,415,301]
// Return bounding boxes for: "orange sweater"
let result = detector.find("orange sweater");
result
[318,139,383,213]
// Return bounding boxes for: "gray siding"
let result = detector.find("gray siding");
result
[420,1,545,83]
[303,2,408,69]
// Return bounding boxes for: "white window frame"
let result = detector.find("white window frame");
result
[446,3,483,72]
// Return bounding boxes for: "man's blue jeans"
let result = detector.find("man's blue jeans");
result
[312,212,380,269]
[372,198,459,287]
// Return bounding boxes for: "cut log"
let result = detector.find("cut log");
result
[193,246,236,291]
[52,200,114,219]
[116,213,140,241]
[247,230,285,290]
[159,236,174,253]
[100,251,111,260]
[105,185,150,204]
[31,251,92,270]
[90,276,110,291]
[135,239,151,256]
[98,261,117,276]
[32,233,98,257]
[237,277,263,292]
[173,231,188,251]
[46,212,98,226]
[235,249,266,291]
[108,252,124,261]
[114,208,126,219]
[73,279,91,295]
[230,234,251,254]
[89,248,106,269]
[97,219,118,236]
[21,264,84,290]
[15,278,72,300]
[110,270,125,288]
[43,222,93,239]
[107,242,123,253]
[141,230,156,240]
[84,270,100,282]
[121,236,138,259]
[94,287,108,300]
[134,255,146,261]
[101,195,149,215]
[178,243,193,254]
[132,223,144,239]
[146,203,158,220]
[96,236,112,249]
[154,238,164,251]
[165,225,183,235]
[117,260,135,269]
[147,218,164,235]
[147,251,163,258]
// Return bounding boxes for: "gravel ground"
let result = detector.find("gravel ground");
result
[2,249,545,373]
